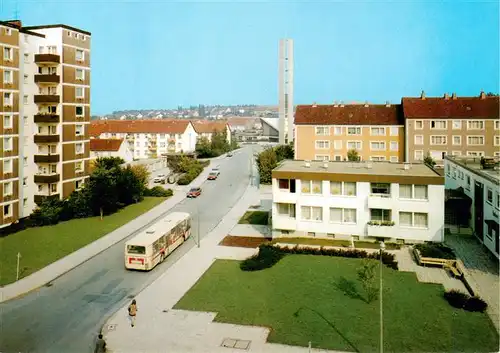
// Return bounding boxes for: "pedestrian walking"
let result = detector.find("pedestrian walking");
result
[94,333,106,353]
[128,299,138,327]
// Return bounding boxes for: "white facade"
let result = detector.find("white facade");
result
[271,164,445,243]
[90,140,133,163]
[444,156,499,259]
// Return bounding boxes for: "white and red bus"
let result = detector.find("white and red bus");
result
[124,212,191,271]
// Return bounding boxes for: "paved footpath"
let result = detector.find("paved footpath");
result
[0,160,216,303]
[103,183,341,353]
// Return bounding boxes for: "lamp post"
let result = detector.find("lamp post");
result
[197,202,201,248]
[379,241,385,353]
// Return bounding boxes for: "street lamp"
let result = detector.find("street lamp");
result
[379,240,386,353]
[196,202,201,248]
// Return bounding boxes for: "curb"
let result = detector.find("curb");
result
[0,160,215,303]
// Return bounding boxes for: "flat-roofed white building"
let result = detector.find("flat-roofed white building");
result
[271,160,445,243]
[444,155,499,259]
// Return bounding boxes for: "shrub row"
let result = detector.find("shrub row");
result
[177,160,210,185]
[415,242,456,260]
[444,290,488,312]
[144,186,173,197]
[240,244,399,272]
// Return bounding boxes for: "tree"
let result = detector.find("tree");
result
[195,136,214,158]
[357,259,378,303]
[347,149,360,161]
[118,165,146,205]
[61,188,92,220]
[88,167,120,219]
[424,152,436,168]
[130,164,150,189]
[211,129,230,155]
[274,143,294,161]
[255,148,278,184]
[486,92,498,96]
[93,156,125,170]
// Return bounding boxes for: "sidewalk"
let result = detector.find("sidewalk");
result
[103,183,341,353]
[0,160,215,303]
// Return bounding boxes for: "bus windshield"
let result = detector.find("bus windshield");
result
[127,245,146,254]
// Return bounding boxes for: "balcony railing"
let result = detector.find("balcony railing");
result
[367,193,393,209]
[34,173,60,184]
[34,54,61,64]
[34,74,60,84]
[34,134,60,143]
[367,222,395,238]
[34,194,60,205]
[34,114,59,123]
[34,154,60,163]
[34,95,60,104]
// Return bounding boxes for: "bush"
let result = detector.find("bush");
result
[145,186,173,197]
[30,198,64,226]
[177,160,207,185]
[240,244,285,271]
[444,290,488,312]
[415,243,456,260]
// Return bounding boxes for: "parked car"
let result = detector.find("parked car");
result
[211,167,220,176]
[186,187,202,198]
[207,172,218,180]
[153,174,166,183]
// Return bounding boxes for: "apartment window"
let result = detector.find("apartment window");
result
[399,212,428,228]
[315,140,330,149]
[159,142,165,148]
[431,120,447,129]
[330,181,356,196]
[5,27,11,35]
[23,116,28,126]
[75,125,84,136]
[3,115,12,129]
[23,95,28,105]
[334,155,342,161]
[301,180,322,194]
[23,197,28,206]
[3,92,12,106]
[315,126,329,136]
[452,136,461,145]
[452,120,462,129]
[370,156,386,161]
[494,136,500,146]
[334,140,342,150]
[75,87,84,98]
[75,49,85,61]
[371,183,390,195]
[315,155,329,161]
[23,136,28,146]
[330,208,356,224]
[390,156,398,162]
[334,127,342,135]
[23,157,28,166]
[23,177,27,186]
[3,47,12,61]
[75,68,85,81]
[414,120,423,130]
[3,70,12,83]
[3,137,12,151]
[467,136,484,145]
[23,74,29,84]
[370,142,386,151]
[76,179,83,190]
[3,159,12,173]
[159,134,166,139]
[75,143,84,154]
[431,136,447,145]
[389,141,398,151]
[497,192,500,209]
[347,141,361,150]
[51,184,57,193]
[277,203,296,218]
[278,179,296,193]
[347,127,361,135]
[467,151,484,157]
[75,161,83,172]
[24,53,29,63]
[414,150,424,160]
[495,120,500,130]
[414,135,423,145]
[452,151,462,156]
[3,204,12,217]
[370,127,385,136]
[399,184,428,200]
[390,127,399,136]
[75,106,84,117]
[370,209,391,222]
[301,206,323,221]
[3,182,12,196]
[467,120,484,130]
[487,188,493,204]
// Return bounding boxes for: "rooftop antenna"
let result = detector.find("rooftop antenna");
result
[14,0,19,20]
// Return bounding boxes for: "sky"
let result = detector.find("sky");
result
[1,0,499,115]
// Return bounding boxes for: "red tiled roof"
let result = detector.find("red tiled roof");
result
[90,138,124,152]
[402,96,499,119]
[89,119,190,137]
[294,104,404,125]
[190,120,230,133]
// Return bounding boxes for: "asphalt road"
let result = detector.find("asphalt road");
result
[0,145,260,353]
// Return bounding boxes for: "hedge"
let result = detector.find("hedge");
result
[240,244,399,272]
[415,243,456,260]
[444,289,488,312]
[144,186,173,197]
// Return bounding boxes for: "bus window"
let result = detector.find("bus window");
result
[127,245,146,254]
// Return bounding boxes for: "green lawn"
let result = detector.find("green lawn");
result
[238,211,269,225]
[271,237,351,247]
[174,256,498,353]
[0,197,166,285]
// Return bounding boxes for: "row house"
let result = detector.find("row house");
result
[191,120,232,144]
[271,160,445,243]
[89,119,197,159]
[294,102,405,162]
[89,138,133,163]
[0,20,91,229]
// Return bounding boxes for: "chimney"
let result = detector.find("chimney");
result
[364,101,369,107]
[6,20,22,28]
[385,101,390,107]
[444,93,450,100]
[452,92,457,100]
[420,90,426,100]
[340,101,344,107]
[480,90,486,99]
